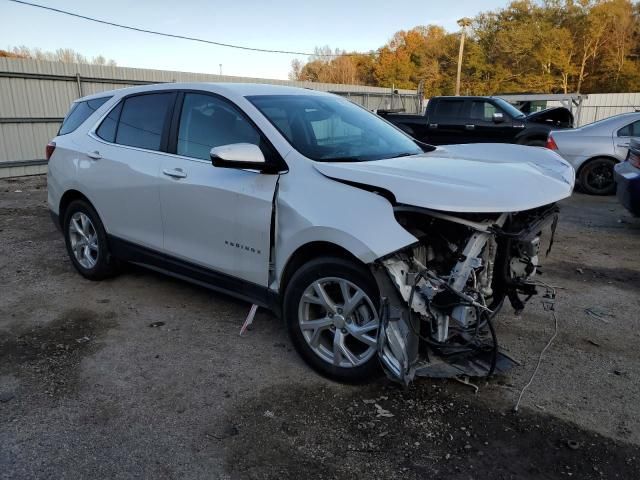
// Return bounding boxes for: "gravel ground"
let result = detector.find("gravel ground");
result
[1,175,639,479]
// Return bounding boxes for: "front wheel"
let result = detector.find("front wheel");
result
[283,257,381,382]
[578,157,617,195]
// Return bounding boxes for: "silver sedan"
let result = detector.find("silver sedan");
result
[547,112,640,195]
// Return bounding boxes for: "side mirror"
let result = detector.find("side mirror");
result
[210,143,270,172]
[492,112,505,123]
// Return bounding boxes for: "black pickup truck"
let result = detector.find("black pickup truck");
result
[378,96,573,147]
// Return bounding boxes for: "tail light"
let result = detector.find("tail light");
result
[45,141,56,161]
[545,134,558,150]
[628,139,640,168]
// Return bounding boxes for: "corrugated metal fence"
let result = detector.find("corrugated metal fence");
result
[1,57,638,177]
[572,93,640,126]
[0,58,418,177]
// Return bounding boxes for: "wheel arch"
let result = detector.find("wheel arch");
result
[58,189,95,227]
[575,154,620,178]
[278,241,374,299]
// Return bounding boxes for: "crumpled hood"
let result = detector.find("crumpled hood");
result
[313,143,575,213]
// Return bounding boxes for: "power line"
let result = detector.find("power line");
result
[7,0,362,57]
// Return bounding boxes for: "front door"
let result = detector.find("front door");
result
[465,99,515,143]
[158,92,279,287]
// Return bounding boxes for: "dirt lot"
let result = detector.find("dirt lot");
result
[1,174,639,479]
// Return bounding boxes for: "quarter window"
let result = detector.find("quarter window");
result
[618,120,640,137]
[95,102,122,143]
[115,93,174,151]
[59,96,111,135]
[177,93,261,160]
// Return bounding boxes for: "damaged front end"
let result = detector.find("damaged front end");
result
[373,204,559,385]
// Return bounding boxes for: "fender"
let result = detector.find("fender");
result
[272,166,418,289]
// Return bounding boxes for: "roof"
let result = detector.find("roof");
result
[76,82,329,102]
[580,111,640,131]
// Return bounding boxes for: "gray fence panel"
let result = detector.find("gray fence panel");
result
[0,58,418,167]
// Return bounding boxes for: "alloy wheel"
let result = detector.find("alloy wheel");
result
[585,162,614,192]
[68,212,99,269]
[298,277,379,368]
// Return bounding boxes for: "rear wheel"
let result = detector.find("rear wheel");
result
[284,257,381,382]
[578,157,617,195]
[63,199,117,280]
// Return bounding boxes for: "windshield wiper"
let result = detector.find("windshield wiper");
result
[319,151,420,163]
[318,156,364,163]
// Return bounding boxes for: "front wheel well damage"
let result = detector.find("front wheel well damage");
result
[279,241,373,300]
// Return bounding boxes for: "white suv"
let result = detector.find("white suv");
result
[47,83,574,383]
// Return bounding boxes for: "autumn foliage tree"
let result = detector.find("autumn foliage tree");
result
[290,0,640,95]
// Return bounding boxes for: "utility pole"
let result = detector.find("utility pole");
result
[455,17,472,96]
[219,64,222,76]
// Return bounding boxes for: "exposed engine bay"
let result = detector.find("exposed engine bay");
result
[374,203,559,385]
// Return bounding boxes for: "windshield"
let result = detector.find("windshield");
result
[247,94,425,162]
[494,98,526,119]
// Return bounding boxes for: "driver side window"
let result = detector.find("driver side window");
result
[470,101,501,122]
[177,93,261,161]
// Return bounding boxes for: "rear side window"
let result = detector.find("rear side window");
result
[59,97,111,135]
[432,99,464,119]
[618,120,640,137]
[114,93,174,151]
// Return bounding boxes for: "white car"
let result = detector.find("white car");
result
[47,83,574,384]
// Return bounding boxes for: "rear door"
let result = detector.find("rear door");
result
[86,92,175,251]
[614,119,640,160]
[158,91,279,286]
[427,98,467,144]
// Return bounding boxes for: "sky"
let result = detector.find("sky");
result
[1,0,507,80]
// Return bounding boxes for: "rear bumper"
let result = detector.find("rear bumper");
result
[614,162,640,216]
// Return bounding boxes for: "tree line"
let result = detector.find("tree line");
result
[290,0,640,95]
[0,46,117,66]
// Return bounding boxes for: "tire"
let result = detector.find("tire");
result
[283,256,381,383]
[63,199,117,280]
[578,157,617,195]
[525,139,547,147]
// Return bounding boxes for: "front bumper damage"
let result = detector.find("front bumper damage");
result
[373,205,559,385]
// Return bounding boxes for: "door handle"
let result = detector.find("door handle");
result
[86,150,102,160]
[162,168,187,179]
[617,143,630,148]
[428,123,438,129]
[465,124,475,130]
